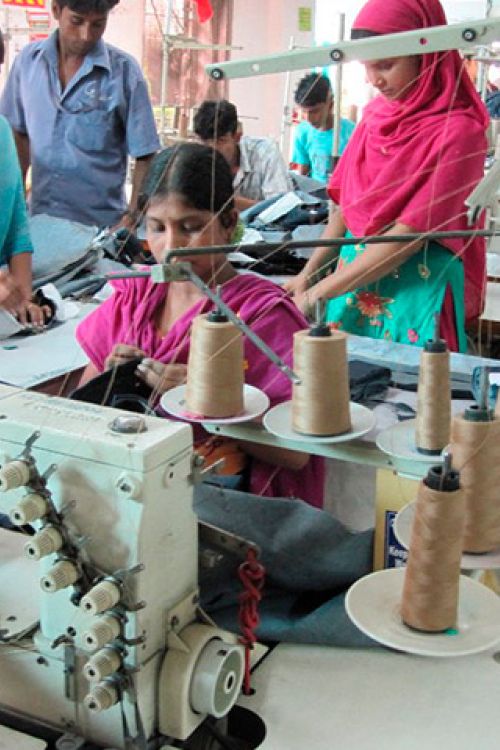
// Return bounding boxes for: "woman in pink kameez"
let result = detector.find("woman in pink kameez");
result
[76,143,324,507]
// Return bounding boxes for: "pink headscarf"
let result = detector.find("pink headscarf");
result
[328,0,489,322]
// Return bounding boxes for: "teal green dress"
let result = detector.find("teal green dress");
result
[0,116,33,267]
[325,234,466,352]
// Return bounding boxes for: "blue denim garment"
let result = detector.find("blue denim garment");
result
[0,32,160,227]
[194,483,374,647]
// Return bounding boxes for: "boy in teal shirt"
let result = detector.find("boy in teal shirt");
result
[292,73,355,184]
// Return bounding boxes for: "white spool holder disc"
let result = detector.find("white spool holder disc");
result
[160,384,269,424]
[263,400,375,444]
[394,501,500,571]
[376,418,444,463]
[345,567,500,657]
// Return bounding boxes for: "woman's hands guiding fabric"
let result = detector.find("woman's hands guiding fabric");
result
[136,359,187,394]
[104,343,147,371]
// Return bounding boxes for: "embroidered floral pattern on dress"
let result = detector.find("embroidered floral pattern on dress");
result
[355,290,394,319]
[418,263,431,279]
[407,328,419,343]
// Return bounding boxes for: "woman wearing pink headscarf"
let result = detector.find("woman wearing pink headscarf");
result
[286,0,489,352]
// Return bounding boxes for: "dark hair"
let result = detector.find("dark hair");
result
[0,28,4,67]
[142,143,235,226]
[193,100,238,141]
[294,73,332,107]
[54,0,120,13]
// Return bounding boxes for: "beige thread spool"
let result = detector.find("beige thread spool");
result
[401,458,464,633]
[186,312,244,418]
[292,326,351,436]
[415,337,451,455]
[449,407,500,553]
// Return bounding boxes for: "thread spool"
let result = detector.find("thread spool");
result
[415,318,451,454]
[186,312,244,418]
[449,402,500,553]
[401,456,464,633]
[292,319,351,437]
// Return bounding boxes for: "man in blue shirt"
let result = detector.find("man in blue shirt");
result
[0,0,160,228]
[292,73,355,185]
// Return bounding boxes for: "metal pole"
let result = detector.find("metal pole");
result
[279,36,295,156]
[332,13,345,170]
[159,0,174,145]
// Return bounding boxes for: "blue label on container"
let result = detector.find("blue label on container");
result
[384,510,408,568]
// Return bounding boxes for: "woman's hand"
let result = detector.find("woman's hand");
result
[136,359,187,394]
[104,343,146,370]
[0,271,23,313]
[16,300,53,328]
[283,272,309,298]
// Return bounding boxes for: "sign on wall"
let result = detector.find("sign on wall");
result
[2,0,46,8]
[26,10,50,41]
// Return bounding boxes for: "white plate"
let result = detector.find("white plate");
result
[395,501,500,571]
[376,418,444,463]
[345,567,500,657]
[263,400,376,444]
[160,383,269,424]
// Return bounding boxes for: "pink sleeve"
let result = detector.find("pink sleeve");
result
[76,280,134,372]
[239,293,306,407]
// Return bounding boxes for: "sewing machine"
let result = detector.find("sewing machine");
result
[0,384,245,749]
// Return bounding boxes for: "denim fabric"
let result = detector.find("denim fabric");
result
[194,484,375,647]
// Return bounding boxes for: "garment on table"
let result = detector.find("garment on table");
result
[233,135,292,202]
[328,0,489,332]
[325,234,466,352]
[0,31,160,228]
[0,116,33,267]
[76,272,324,507]
[291,119,356,183]
[195,484,375,647]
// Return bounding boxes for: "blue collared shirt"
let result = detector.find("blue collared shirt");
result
[0,32,160,227]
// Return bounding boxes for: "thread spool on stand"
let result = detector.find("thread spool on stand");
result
[449,369,500,553]
[186,304,244,418]
[401,453,464,633]
[292,301,351,436]
[415,314,451,454]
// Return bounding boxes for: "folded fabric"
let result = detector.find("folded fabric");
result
[30,214,98,284]
[349,359,391,403]
[69,358,155,414]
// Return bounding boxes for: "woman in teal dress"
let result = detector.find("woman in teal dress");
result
[0,27,46,324]
[285,0,489,352]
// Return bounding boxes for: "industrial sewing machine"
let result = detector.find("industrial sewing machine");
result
[3,13,500,748]
[0,384,246,749]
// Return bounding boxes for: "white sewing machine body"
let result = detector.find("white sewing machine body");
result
[0,384,243,749]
